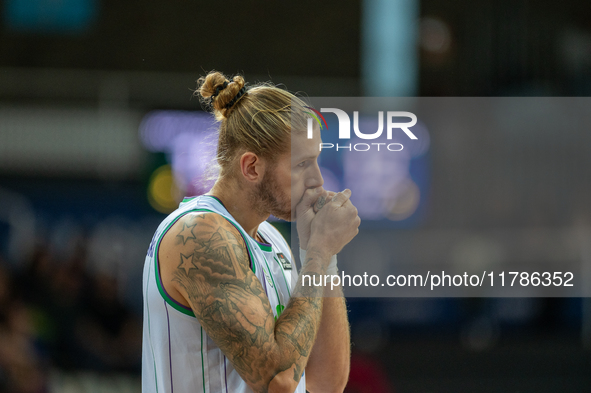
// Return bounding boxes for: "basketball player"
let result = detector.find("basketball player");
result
[142,71,360,393]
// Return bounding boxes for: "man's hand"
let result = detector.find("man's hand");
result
[295,187,328,250]
[309,189,360,257]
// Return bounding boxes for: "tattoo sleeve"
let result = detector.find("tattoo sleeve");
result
[166,213,328,392]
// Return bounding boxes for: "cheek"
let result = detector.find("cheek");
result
[289,173,304,201]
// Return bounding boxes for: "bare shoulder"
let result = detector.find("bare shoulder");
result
[158,212,255,310]
[160,211,246,262]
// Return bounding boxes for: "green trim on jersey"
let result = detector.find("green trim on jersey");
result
[146,263,160,392]
[256,242,272,252]
[200,327,206,392]
[154,208,258,318]
[274,256,292,297]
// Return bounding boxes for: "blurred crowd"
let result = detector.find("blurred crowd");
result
[0,241,142,393]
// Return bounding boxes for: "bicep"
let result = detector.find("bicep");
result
[161,213,281,389]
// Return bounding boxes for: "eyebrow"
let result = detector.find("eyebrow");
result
[292,139,323,162]
[293,154,318,162]
[294,149,319,161]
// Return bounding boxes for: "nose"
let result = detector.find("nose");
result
[306,162,324,189]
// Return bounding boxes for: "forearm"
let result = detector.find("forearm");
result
[272,186,358,391]
[270,247,330,390]
[304,283,351,393]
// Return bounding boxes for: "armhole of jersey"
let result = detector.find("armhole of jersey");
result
[263,223,298,291]
[153,208,258,318]
[265,224,293,254]
[259,224,292,261]
[292,252,298,276]
[267,223,298,274]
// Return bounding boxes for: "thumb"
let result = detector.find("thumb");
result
[330,189,352,207]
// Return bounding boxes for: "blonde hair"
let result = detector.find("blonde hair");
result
[195,71,308,179]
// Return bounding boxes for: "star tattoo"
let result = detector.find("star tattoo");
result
[178,253,197,275]
[177,222,196,245]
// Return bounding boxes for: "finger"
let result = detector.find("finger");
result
[324,191,337,203]
[313,191,330,213]
[342,198,359,217]
[330,189,352,207]
[298,187,324,211]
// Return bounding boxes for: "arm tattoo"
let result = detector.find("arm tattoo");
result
[176,222,196,244]
[169,214,328,391]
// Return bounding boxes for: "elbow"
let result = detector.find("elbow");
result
[333,360,350,392]
[306,366,349,393]
[336,363,351,391]
[267,373,299,393]
[334,375,350,393]
[307,378,348,393]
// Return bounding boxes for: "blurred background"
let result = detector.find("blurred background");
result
[1,0,591,392]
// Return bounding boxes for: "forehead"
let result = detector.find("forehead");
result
[291,129,322,162]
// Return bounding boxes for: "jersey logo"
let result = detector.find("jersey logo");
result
[276,253,291,270]
[263,268,274,288]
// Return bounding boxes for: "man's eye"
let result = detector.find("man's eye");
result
[297,161,306,167]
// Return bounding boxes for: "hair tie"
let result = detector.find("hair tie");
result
[210,81,229,100]
[225,87,247,109]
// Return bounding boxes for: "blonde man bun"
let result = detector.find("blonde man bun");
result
[197,72,246,120]
[195,70,309,180]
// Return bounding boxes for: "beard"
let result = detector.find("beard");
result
[251,168,292,221]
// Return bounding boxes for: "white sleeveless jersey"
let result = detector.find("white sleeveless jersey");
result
[142,195,305,393]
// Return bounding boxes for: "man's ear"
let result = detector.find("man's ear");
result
[239,152,266,182]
